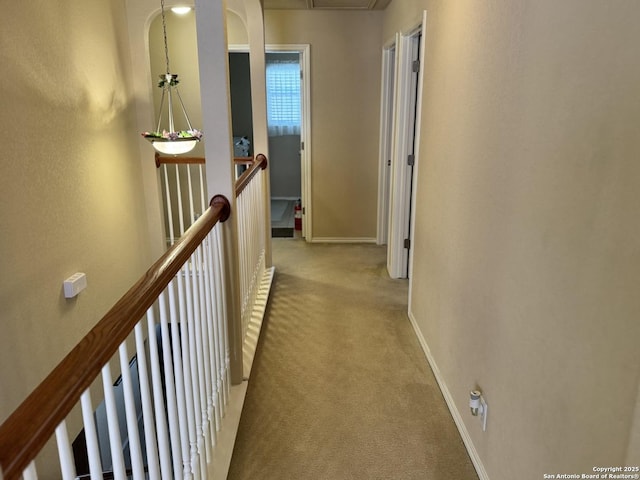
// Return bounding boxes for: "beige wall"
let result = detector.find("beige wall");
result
[264,10,383,239]
[162,8,383,239]
[385,0,640,477]
[0,0,152,423]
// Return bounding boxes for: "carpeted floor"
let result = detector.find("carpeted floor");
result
[227,240,479,480]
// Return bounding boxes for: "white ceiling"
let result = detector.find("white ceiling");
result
[263,0,391,10]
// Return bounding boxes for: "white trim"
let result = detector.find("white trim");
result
[209,382,248,480]
[407,10,427,286]
[376,38,397,246]
[265,44,313,243]
[407,311,490,480]
[243,267,275,376]
[310,237,377,244]
[387,21,424,279]
[228,44,250,52]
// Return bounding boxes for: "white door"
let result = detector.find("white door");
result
[377,38,397,246]
[387,27,423,279]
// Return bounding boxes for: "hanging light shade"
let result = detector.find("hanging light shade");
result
[142,0,202,155]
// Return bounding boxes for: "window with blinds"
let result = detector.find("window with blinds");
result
[266,59,301,136]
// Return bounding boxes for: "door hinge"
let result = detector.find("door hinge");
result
[302,207,305,215]
[404,238,411,249]
[412,60,420,73]
[407,154,415,166]
[301,141,305,150]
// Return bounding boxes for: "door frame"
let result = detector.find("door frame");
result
[265,44,312,241]
[386,14,426,279]
[376,35,398,246]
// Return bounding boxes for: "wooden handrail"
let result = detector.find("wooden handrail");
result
[155,153,256,168]
[235,153,268,197]
[155,152,206,168]
[233,156,254,165]
[0,195,231,480]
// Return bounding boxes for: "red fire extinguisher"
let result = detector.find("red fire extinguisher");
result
[294,199,302,231]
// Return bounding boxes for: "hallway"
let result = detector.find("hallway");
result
[227,240,478,479]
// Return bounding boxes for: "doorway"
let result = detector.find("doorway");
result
[266,51,301,238]
[266,45,311,240]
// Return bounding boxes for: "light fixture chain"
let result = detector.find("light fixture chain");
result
[160,0,170,74]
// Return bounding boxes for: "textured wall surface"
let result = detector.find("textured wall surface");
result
[0,0,152,424]
[265,10,383,239]
[384,0,640,477]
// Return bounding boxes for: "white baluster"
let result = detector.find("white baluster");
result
[158,291,183,479]
[117,343,145,480]
[192,247,216,446]
[177,270,201,479]
[175,164,186,235]
[183,261,207,476]
[237,192,248,338]
[215,225,231,402]
[80,390,104,479]
[212,230,228,415]
[206,232,225,414]
[134,322,161,479]
[202,236,221,430]
[191,248,213,462]
[101,363,127,480]
[54,421,76,480]
[168,278,194,480]
[198,164,206,214]
[186,164,196,228]
[163,163,176,245]
[146,310,173,479]
[22,461,38,480]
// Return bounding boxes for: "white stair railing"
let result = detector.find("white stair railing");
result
[158,152,274,369]
[156,153,208,246]
[234,154,274,374]
[0,196,231,480]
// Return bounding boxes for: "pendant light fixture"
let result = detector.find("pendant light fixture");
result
[142,0,202,155]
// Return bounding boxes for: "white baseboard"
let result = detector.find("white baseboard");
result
[209,381,248,480]
[407,310,490,480]
[243,267,275,376]
[310,237,377,244]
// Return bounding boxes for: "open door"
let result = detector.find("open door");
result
[377,36,398,246]
[387,22,425,279]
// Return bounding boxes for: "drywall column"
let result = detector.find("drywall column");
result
[194,0,244,385]
[244,0,272,268]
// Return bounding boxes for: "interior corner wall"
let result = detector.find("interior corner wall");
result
[0,0,152,425]
[264,10,383,239]
[385,0,640,478]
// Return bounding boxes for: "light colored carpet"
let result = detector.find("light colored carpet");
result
[227,240,478,480]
